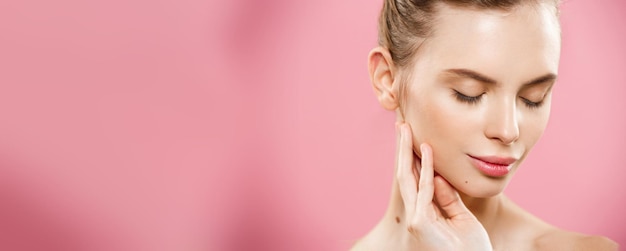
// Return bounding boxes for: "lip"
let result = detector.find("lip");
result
[468,155,517,177]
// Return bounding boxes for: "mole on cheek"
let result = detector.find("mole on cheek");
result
[465,180,468,184]
[395,216,400,224]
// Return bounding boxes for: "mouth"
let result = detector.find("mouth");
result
[468,155,517,177]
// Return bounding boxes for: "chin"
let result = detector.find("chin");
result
[448,175,512,198]
[434,155,519,199]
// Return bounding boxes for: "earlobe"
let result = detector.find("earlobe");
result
[368,47,400,111]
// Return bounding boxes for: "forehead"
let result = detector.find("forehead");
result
[414,3,561,82]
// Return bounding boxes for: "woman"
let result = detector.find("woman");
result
[352,0,618,250]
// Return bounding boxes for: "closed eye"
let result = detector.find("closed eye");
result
[453,90,484,105]
[520,97,544,109]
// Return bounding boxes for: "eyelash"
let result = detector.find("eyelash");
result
[453,90,483,105]
[453,90,544,109]
[521,97,543,109]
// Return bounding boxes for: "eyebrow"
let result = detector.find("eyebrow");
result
[442,68,557,86]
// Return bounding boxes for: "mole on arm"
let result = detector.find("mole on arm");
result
[395,216,400,224]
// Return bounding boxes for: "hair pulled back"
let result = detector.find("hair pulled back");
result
[378,0,560,68]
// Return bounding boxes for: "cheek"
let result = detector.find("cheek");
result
[519,96,552,150]
[520,107,551,149]
[406,92,478,161]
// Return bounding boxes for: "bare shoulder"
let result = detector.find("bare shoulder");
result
[349,225,389,251]
[573,235,619,251]
[350,237,371,251]
[349,220,407,251]
[534,228,618,251]
[350,234,391,251]
[350,229,399,251]
[502,196,618,251]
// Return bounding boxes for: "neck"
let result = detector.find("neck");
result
[458,191,504,234]
[380,178,505,245]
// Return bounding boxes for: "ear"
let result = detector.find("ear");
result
[368,47,400,111]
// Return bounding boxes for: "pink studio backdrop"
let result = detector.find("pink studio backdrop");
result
[0,0,624,250]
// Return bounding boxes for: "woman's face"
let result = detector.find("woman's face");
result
[403,3,561,198]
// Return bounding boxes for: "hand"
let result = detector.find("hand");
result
[396,123,492,251]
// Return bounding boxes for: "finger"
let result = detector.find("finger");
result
[394,122,401,173]
[409,147,421,186]
[433,175,474,220]
[396,123,417,217]
[412,155,420,181]
[416,143,435,213]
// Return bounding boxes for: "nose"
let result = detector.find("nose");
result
[485,97,520,145]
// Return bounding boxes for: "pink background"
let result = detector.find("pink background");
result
[0,0,624,250]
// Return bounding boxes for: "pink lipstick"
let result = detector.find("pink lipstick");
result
[468,155,516,177]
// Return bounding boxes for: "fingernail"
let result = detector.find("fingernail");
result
[420,143,427,155]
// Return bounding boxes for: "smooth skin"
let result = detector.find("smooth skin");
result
[396,125,492,250]
[352,2,618,251]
